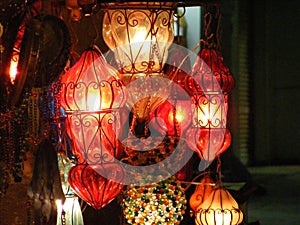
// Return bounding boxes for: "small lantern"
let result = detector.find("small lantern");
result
[196,187,243,225]
[186,47,232,161]
[149,99,191,137]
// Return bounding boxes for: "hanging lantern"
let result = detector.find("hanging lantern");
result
[68,163,124,210]
[186,92,231,161]
[60,46,126,210]
[195,187,243,225]
[149,98,191,137]
[102,2,174,80]
[149,55,193,137]
[60,47,127,164]
[189,175,215,212]
[102,2,175,122]
[186,47,232,161]
[122,176,186,225]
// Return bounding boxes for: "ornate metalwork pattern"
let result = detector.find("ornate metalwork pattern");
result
[102,5,174,81]
[192,94,226,129]
[66,111,123,165]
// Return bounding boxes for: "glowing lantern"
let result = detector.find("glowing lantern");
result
[149,99,191,137]
[60,46,127,164]
[68,163,124,210]
[102,2,175,121]
[196,187,243,225]
[149,65,193,137]
[59,47,126,210]
[189,175,215,212]
[102,2,174,80]
[186,47,232,161]
[187,93,231,161]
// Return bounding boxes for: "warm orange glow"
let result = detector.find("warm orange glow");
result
[196,188,243,225]
[102,5,174,76]
[193,94,226,129]
[150,99,191,136]
[9,56,19,84]
[189,175,215,212]
[60,48,126,164]
[172,105,186,123]
[60,48,126,112]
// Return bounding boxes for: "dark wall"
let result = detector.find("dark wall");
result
[221,0,300,165]
[251,0,300,164]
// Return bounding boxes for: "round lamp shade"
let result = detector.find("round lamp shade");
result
[196,187,243,225]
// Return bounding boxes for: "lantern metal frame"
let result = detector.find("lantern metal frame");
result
[195,187,244,225]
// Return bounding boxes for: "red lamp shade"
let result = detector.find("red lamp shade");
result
[68,163,124,210]
[186,93,230,161]
[149,99,192,137]
[60,47,126,164]
[192,48,234,94]
[187,128,231,162]
[189,175,215,212]
[185,47,234,161]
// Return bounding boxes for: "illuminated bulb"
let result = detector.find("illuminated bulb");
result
[9,57,18,84]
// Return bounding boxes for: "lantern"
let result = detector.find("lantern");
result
[102,2,174,80]
[59,47,126,210]
[149,99,191,137]
[68,163,124,210]
[102,2,175,122]
[189,175,215,212]
[149,57,193,137]
[60,47,126,164]
[196,187,243,225]
[185,42,235,161]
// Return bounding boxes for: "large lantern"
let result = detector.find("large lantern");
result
[60,46,126,164]
[60,47,126,210]
[102,2,174,80]
[102,2,175,122]
[196,187,243,225]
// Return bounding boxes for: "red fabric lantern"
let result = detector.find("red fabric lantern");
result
[186,47,233,161]
[60,47,126,164]
[68,164,124,210]
[149,99,192,137]
[192,48,234,94]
